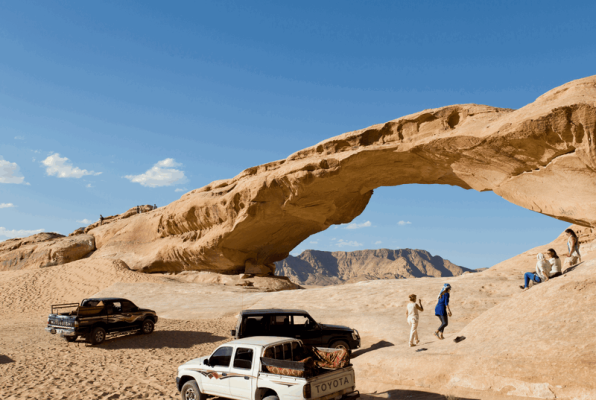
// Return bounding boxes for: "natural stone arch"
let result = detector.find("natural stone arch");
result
[89,76,596,273]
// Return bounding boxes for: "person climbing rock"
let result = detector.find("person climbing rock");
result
[434,284,451,340]
[520,253,550,291]
[99,215,104,226]
[564,228,581,269]
[547,248,562,278]
[136,205,140,214]
[406,294,423,347]
[153,204,157,210]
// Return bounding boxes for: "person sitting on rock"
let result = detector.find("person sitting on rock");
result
[405,294,423,347]
[434,284,451,340]
[520,253,550,291]
[564,228,581,269]
[546,248,562,278]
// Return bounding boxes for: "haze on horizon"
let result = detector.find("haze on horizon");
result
[1,1,593,269]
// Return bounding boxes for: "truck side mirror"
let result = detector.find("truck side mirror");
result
[204,358,210,366]
[230,329,236,337]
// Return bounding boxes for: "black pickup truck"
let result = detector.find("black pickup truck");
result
[46,297,158,345]
[231,309,361,350]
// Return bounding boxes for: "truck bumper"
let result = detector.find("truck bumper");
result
[46,327,77,337]
[175,377,180,391]
[318,389,360,400]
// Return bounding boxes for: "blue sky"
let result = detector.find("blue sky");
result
[1,1,594,269]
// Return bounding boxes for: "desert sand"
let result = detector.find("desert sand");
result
[1,227,594,399]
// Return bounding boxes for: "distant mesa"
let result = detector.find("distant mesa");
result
[275,248,474,285]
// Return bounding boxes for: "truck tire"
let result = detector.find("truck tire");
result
[263,396,279,400]
[89,327,106,345]
[64,336,78,343]
[180,380,206,400]
[140,319,155,334]
[330,340,350,351]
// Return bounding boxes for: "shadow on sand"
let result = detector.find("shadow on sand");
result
[71,330,228,349]
[0,355,15,364]
[352,340,394,358]
[362,389,479,400]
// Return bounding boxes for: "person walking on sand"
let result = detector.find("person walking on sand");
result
[546,248,562,278]
[434,284,451,340]
[565,228,581,269]
[405,294,423,347]
[520,253,550,290]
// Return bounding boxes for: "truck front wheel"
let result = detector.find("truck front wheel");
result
[141,319,155,334]
[263,396,280,400]
[180,380,206,400]
[89,327,106,345]
[331,340,350,351]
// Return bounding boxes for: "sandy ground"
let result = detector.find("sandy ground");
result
[1,315,533,400]
[0,315,234,400]
[1,232,595,399]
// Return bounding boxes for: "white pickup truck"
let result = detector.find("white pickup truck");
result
[176,336,359,400]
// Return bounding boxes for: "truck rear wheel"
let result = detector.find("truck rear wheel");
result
[331,340,350,350]
[89,327,106,345]
[180,380,206,400]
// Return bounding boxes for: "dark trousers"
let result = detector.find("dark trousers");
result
[437,314,448,333]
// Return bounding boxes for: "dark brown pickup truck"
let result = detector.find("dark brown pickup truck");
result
[46,297,158,345]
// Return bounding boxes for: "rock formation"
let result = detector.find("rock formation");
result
[275,249,472,285]
[0,232,95,271]
[83,75,595,274]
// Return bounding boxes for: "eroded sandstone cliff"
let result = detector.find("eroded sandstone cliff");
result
[83,75,595,274]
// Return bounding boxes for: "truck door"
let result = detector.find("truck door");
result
[292,314,321,347]
[203,346,233,396]
[229,347,254,398]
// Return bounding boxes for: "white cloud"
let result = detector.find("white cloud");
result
[86,183,93,188]
[375,240,382,245]
[0,157,27,184]
[345,220,371,230]
[309,241,318,244]
[397,220,412,226]
[0,203,15,208]
[14,136,24,140]
[336,239,363,247]
[0,227,44,239]
[175,187,187,192]
[125,158,187,188]
[42,153,101,178]
[77,219,93,224]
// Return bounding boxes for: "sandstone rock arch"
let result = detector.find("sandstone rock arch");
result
[89,76,596,274]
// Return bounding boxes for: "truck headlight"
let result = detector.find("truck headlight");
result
[352,329,360,341]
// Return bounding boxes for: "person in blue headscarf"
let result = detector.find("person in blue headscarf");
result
[434,283,452,340]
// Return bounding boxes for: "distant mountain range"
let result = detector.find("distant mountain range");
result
[274,248,475,286]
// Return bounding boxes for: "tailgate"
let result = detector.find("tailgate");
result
[309,367,355,399]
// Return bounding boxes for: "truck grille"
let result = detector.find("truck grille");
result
[49,319,74,327]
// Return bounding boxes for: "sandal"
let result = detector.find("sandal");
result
[519,285,525,290]
[434,331,441,339]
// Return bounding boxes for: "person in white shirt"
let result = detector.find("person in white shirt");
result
[564,228,581,269]
[546,248,562,278]
[520,253,550,291]
[405,294,424,347]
